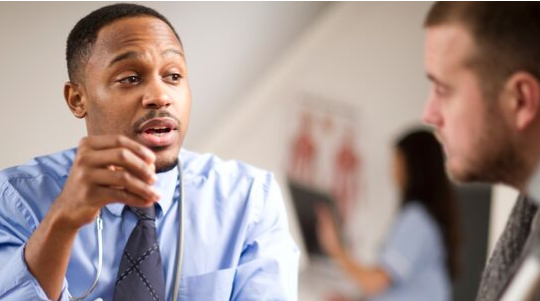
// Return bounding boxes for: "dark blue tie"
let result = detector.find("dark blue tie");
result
[113,205,166,301]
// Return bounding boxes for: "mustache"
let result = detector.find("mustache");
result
[132,110,181,133]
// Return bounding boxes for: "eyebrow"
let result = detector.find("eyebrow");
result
[162,48,184,58]
[108,48,184,67]
[426,73,447,87]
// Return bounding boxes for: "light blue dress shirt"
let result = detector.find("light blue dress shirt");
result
[372,201,451,301]
[0,148,299,301]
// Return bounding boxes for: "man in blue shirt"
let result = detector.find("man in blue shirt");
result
[0,3,299,301]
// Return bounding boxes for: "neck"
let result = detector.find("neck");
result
[156,159,179,173]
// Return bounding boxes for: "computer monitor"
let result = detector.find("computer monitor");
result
[287,180,344,258]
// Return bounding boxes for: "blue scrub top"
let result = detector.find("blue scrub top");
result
[372,201,451,301]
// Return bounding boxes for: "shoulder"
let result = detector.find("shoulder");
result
[179,149,281,226]
[0,148,76,186]
[0,148,76,229]
[180,149,273,186]
[399,202,433,225]
[395,202,440,239]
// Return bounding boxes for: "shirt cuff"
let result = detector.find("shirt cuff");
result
[0,244,69,301]
[378,248,411,284]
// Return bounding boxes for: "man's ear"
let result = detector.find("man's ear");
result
[64,81,87,119]
[505,72,540,131]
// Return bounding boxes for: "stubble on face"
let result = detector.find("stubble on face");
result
[447,104,525,186]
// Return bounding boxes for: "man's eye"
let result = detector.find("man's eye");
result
[435,85,448,97]
[118,76,141,84]
[166,73,182,82]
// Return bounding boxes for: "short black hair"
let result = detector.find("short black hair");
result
[66,3,182,83]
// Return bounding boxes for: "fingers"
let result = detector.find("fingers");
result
[80,135,155,164]
[73,135,162,208]
[316,204,332,225]
[326,293,350,301]
[57,135,162,229]
[92,186,155,208]
[89,169,160,202]
[85,148,156,184]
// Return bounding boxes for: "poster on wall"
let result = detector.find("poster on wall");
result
[285,94,364,257]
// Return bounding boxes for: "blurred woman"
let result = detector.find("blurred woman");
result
[317,129,459,301]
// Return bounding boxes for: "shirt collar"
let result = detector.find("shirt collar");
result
[528,163,540,202]
[105,165,179,218]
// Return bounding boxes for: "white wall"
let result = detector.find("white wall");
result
[0,1,327,168]
[195,1,523,271]
[198,1,435,264]
[0,0,519,281]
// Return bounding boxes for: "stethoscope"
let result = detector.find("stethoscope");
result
[68,160,185,301]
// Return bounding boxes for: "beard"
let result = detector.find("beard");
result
[449,139,523,185]
[447,110,526,186]
[150,146,180,173]
[156,157,178,173]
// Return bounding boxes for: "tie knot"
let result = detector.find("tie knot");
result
[129,206,156,221]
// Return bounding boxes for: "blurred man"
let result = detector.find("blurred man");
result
[0,3,298,301]
[423,2,540,300]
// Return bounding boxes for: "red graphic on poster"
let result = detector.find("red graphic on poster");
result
[288,111,317,185]
[332,127,360,221]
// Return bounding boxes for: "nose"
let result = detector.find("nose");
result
[422,92,442,127]
[142,78,172,109]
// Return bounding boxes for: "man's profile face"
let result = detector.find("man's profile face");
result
[422,23,515,183]
[77,16,191,172]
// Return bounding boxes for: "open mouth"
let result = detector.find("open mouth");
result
[137,118,179,147]
[144,126,172,135]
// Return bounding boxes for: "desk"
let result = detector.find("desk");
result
[298,257,362,301]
